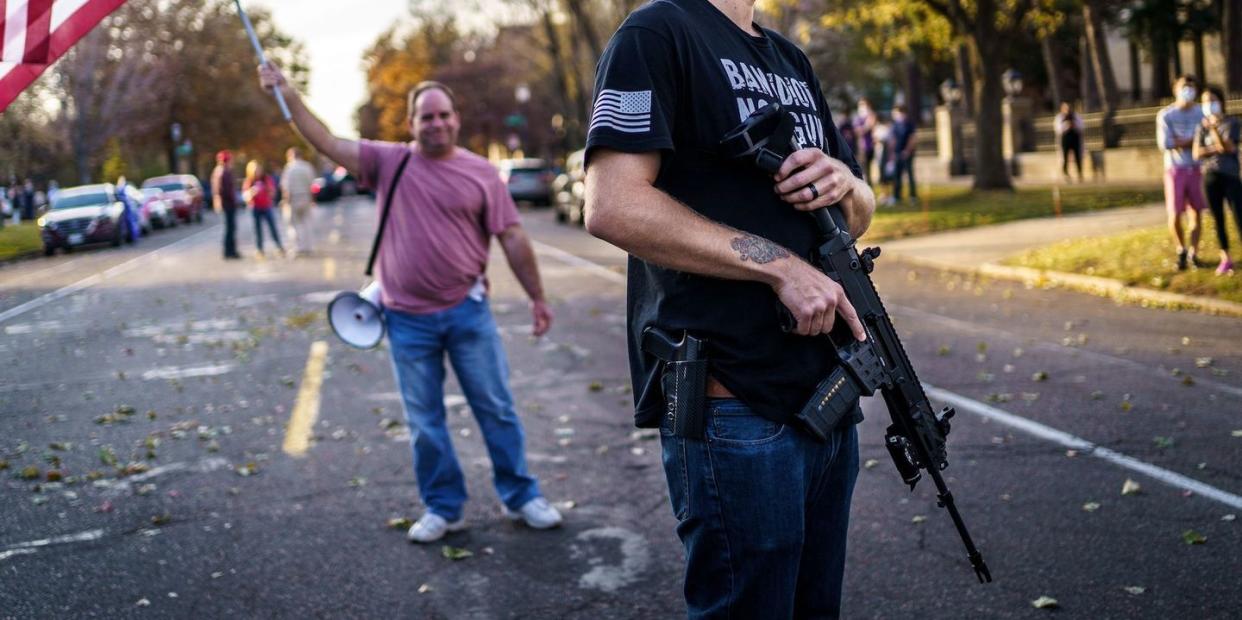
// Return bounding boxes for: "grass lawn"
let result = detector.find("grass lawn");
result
[1003,212,1242,304]
[0,222,43,261]
[866,184,1164,242]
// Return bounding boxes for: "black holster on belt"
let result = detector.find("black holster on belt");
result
[642,327,708,439]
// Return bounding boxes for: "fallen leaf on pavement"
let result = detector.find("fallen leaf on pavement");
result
[417,584,432,594]
[1031,596,1059,609]
[1153,436,1174,449]
[1181,530,1206,545]
[1121,479,1142,495]
[1031,371,1049,382]
[1231,430,1242,438]
[442,546,473,561]
[387,517,412,530]
[136,598,151,607]
[936,345,951,356]
[1195,357,1213,368]
[1222,514,1236,522]
[1123,586,1146,595]
[911,515,927,524]
[588,381,604,392]
[863,459,880,469]
[19,465,40,480]
[1082,502,1101,512]
[151,513,172,526]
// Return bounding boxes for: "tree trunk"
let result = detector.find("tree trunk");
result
[1225,0,1242,93]
[563,0,603,66]
[955,43,975,116]
[1083,0,1120,146]
[539,9,582,146]
[972,37,1011,190]
[1081,34,1098,112]
[1129,40,1143,102]
[1041,37,1063,109]
[1193,31,1206,83]
[1152,38,1172,99]
[1172,40,1184,77]
[906,57,924,124]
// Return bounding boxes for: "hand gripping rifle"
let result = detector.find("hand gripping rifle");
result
[719,104,992,583]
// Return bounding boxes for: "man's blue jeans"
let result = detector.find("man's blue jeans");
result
[660,398,859,619]
[386,298,540,521]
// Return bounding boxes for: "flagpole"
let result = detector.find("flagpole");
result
[233,0,292,122]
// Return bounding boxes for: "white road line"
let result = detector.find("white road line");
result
[141,363,236,381]
[531,240,626,284]
[0,529,106,563]
[926,385,1242,510]
[0,226,219,325]
[893,305,1242,400]
[543,235,1242,511]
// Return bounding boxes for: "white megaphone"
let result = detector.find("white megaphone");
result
[328,281,385,349]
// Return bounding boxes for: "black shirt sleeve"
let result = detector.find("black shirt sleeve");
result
[584,26,680,166]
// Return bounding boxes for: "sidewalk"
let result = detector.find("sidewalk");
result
[880,203,1242,317]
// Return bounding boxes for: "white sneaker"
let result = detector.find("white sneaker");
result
[406,512,466,543]
[503,497,563,530]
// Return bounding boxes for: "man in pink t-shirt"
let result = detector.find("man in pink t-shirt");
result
[259,66,562,542]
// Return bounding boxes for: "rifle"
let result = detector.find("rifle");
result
[720,103,992,584]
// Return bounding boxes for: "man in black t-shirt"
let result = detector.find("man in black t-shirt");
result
[583,0,876,617]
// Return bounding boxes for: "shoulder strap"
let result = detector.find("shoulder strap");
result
[365,150,413,277]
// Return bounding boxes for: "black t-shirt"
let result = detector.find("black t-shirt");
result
[585,0,863,428]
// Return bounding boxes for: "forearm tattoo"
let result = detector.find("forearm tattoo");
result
[731,234,790,264]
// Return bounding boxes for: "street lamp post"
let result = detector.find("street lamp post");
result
[935,79,968,176]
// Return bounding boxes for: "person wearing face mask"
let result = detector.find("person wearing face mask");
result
[1193,86,1241,275]
[1157,75,1207,270]
[257,64,562,542]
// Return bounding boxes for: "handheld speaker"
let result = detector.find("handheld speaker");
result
[328,281,385,349]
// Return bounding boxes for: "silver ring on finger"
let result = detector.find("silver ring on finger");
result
[807,183,819,200]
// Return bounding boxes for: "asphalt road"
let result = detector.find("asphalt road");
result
[0,199,1238,619]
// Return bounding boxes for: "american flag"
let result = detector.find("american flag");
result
[589,88,652,134]
[1,0,127,112]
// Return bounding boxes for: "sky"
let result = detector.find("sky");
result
[253,1,510,139]
[253,0,410,139]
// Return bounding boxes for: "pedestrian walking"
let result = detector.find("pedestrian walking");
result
[115,176,141,244]
[1055,101,1085,183]
[258,64,562,542]
[1157,75,1207,270]
[1193,85,1241,275]
[583,0,876,616]
[890,104,918,203]
[280,147,317,256]
[211,151,242,260]
[243,161,285,258]
[852,98,877,184]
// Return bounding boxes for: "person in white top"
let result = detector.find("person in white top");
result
[280,147,317,256]
[1054,101,1085,182]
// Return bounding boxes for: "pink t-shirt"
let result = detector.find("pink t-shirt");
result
[358,141,520,314]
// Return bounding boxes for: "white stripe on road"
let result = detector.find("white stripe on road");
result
[925,385,1242,510]
[0,529,105,563]
[0,226,219,325]
[542,236,1242,510]
[141,363,236,381]
[531,240,626,284]
[892,304,1242,401]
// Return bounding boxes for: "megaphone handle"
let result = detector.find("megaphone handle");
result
[366,150,414,277]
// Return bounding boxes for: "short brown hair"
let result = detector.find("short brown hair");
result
[407,81,457,118]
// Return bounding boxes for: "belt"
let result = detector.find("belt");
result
[706,375,734,398]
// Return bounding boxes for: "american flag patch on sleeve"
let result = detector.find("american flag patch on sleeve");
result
[589,89,652,134]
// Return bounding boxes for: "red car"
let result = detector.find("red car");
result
[141,174,204,223]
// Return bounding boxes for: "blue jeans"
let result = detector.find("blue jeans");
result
[252,208,283,252]
[892,153,917,201]
[386,298,540,521]
[660,398,859,619]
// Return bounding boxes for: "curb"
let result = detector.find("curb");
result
[888,254,1242,319]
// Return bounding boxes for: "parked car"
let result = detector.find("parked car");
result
[37,184,132,255]
[141,174,204,223]
[552,149,587,226]
[312,166,367,203]
[140,188,177,230]
[498,158,554,206]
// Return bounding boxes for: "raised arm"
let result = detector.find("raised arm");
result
[584,149,865,340]
[258,62,360,173]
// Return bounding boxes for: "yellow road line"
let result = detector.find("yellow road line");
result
[283,340,329,457]
[323,257,336,281]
